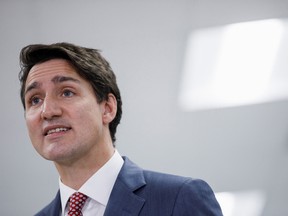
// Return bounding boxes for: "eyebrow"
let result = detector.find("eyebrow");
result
[25,75,80,95]
[51,75,80,84]
[25,82,41,95]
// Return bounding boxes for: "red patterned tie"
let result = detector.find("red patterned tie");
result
[68,192,88,216]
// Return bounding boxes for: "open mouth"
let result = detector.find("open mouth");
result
[45,127,71,136]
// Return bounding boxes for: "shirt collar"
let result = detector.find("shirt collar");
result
[59,150,124,213]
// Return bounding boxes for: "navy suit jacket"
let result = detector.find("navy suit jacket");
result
[35,157,223,216]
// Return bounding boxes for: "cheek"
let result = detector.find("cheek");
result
[25,115,34,132]
[76,99,103,121]
[74,104,103,132]
[25,112,41,139]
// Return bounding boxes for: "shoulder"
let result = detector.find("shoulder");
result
[142,169,211,197]
[173,177,223,215]
[120,157,223,215]
[143,169,191,190]
[143,170,222,215]
[121,156,212,193]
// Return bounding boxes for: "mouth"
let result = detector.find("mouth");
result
[44,127,71,136]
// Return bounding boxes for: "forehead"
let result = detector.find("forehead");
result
[26,59,80,84]
[25,59,87,92]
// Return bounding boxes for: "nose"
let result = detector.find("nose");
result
[40,96,62,120]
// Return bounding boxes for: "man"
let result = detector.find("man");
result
[19,42,223,216]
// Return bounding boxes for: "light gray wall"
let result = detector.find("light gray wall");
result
[1,0,288,215]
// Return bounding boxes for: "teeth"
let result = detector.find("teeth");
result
[47,127,68,135]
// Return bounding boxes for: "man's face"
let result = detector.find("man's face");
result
[24,59,107,164]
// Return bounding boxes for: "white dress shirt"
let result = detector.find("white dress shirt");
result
[59,150,124,216]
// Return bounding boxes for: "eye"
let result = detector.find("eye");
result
[29,96,42,106]
[62,89,75,97]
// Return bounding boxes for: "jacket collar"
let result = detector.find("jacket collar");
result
[104,156,146,216]
[36,157,146,216]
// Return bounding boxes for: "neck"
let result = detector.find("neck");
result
[54,144,115,190]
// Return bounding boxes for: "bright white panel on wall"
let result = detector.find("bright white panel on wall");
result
[179,18,288,111]
[215,190,266,216]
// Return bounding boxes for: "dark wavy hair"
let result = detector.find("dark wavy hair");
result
[19,42,122,145]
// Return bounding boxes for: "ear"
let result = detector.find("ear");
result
[102,93,117,124]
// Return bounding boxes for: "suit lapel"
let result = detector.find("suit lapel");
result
[50,191,62,216]
[104,157,146,216]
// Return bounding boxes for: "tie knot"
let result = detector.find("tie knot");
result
[68,192,88,216]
